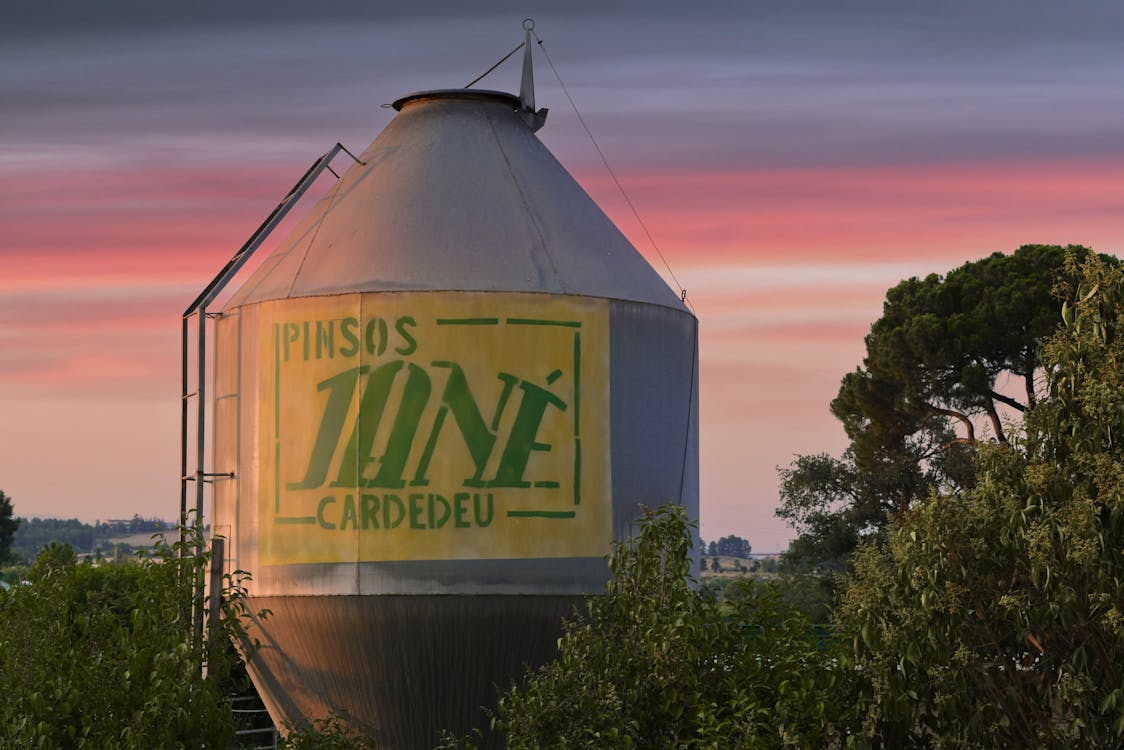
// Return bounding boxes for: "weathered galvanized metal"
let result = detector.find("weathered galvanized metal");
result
[211,78,698,749]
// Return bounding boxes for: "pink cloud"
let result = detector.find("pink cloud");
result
[577,158,1124,266]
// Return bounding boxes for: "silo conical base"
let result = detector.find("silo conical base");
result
[244,594,583,749]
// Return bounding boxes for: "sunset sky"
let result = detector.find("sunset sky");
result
[3,1,1123,551]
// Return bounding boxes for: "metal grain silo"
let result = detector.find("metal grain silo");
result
[208,43,697,749]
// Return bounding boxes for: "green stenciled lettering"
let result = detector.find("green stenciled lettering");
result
[428,493,450,528]
[454,493,471,528]
[331,361,404,488]
[490,373,519,431]
[474,493,494,527]
[395,316,417,355]
[365,318,389,356]
[383,493,404,528]
[361,494,379,529]
[302,321,311,361]
[408,493,425,529]
[288,366,368,490]
[429,362,507,487]
[315,320,335,359]
[284,322,299,362]
[340,493,358,530]
[339,317,360,357]
[490,379,568,488]
[370,363,431,488]
[317,496,336,529]
[410,406,447,487]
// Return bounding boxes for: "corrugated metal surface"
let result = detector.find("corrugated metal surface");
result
[608,301,699,540]
[244,595,582,749]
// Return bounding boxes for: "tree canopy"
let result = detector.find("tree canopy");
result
[840,251,1124,746]
[5,515,171,563]
[707,534,752,558]
[777,244,1107,571]
[0,490,17,565]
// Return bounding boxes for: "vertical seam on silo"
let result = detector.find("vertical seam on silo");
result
[234,309,243,568]
[677,316,699,506]
[486,111,566,292]
[285,170,348,299]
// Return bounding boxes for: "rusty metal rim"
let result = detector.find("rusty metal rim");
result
[391,88,519,111]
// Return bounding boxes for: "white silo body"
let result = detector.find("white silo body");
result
[212,87,698,748]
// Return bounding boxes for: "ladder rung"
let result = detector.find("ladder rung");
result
[182,391,198,400]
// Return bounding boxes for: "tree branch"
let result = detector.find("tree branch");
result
[926,404,976,443]
[984,398,1008,444]
[940,437,978,448]
[1024,349,1038,409]
[988,389,1026,413]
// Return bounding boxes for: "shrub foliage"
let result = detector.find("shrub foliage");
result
[0,525,258,748]
[491,505,858,749]
[841,253,1124,747]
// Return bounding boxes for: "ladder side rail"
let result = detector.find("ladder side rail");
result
[182,143,348,319]
[178,141,360,622]
[179,143,356,533]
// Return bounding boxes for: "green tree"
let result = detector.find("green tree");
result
[714,534,752,558]
[0,523,262,748]
[840,253,1124,747]
[488,505,859,748]
[0,490,17,564]
[778,245,1105,571]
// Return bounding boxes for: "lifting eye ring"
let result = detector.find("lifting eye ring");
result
[522,18,535,31]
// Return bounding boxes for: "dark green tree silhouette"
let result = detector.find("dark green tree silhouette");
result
[0,490,18,564]
[778,245,1113,571]
[713,534,752,558]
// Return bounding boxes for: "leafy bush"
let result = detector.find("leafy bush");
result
[0,524,260,748]
[278,713,379,750]
[489,505,860,749]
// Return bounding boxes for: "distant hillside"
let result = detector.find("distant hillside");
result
[9,515,173,562]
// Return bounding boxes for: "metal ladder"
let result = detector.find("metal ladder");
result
[179,142,363,637]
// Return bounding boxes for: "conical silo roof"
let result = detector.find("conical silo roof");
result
[224,89,685,311]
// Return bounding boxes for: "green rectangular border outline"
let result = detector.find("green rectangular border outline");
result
[506,318,582,328]
[573,330,581,506]
[272,313,590,524]
[507,510,577,519]
[274,322,282,515]
[436,318,499,326]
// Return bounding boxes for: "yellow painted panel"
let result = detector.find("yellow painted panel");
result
[257,292,610,564]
